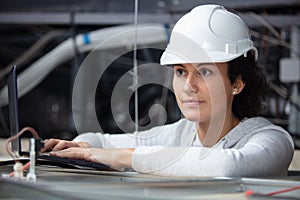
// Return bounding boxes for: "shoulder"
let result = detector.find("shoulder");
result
[241,117,290,137]
[239,117,287,134]
[226,117,294,149]
[240,117,273,128]
[249,117,294,146]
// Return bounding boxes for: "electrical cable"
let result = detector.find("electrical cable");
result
[244,10,300,120]
[269,81,300,109]
[5,126,40,161]
[248,12,281,39]
[245,185,300,198]
[0,23,167,107]
[250,30,300,57]
[0,30,65,81]
[4,126,41,180]
[247,11,300,57]
[266,185,300,196]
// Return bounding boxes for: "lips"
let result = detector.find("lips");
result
[182,99,205,105]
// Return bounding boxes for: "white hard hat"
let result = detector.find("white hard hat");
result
[160,4,258,65]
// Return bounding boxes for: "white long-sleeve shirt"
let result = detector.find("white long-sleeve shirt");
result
[73,117,294,177]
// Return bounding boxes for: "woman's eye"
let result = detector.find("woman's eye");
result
[199,68,212,76]
[175,69,186,76]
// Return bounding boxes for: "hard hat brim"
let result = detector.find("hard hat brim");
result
[160,47,258,65]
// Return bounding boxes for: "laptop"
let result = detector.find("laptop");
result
[7,65,111,170]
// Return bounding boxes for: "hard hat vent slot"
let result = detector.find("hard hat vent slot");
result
[225,44,237,54]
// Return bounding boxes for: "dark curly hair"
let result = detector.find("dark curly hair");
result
[227,50,267,120]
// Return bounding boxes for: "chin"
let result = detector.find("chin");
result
[183,113,210,123]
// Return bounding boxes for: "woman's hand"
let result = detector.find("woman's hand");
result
[41,139,91,152]
[49,147,134,171]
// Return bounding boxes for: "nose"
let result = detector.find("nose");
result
[183,73,198,93]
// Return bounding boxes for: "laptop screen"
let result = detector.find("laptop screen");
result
[6,66,110,170]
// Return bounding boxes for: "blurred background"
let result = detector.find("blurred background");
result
[0,0,299,149]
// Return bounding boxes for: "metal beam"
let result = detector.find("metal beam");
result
[0,12,299,28]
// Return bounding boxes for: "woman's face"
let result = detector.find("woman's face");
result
[172,63,235,123]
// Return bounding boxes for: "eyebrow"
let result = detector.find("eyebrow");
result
[197,63,215,68]
[173,64,184,67]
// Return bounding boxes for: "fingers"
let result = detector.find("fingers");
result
[50,147,91,160]
[52,140,79,152]
[77,142,92,148]
[41,139,59,152]
[49,148,133,171]
[41,139,80,152]
[50,148,106,165]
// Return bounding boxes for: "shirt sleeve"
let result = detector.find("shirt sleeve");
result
[131,131,294,177]
[72,132,138,148]
[72,119,191,148]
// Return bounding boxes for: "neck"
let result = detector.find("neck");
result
[197,114,240,147]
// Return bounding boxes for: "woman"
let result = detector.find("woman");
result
[43,5,294,177]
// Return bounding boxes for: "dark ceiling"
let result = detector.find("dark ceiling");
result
[0,0,300,13]
[0,0,299,69]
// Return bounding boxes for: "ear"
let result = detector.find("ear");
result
[232,76,245,95]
